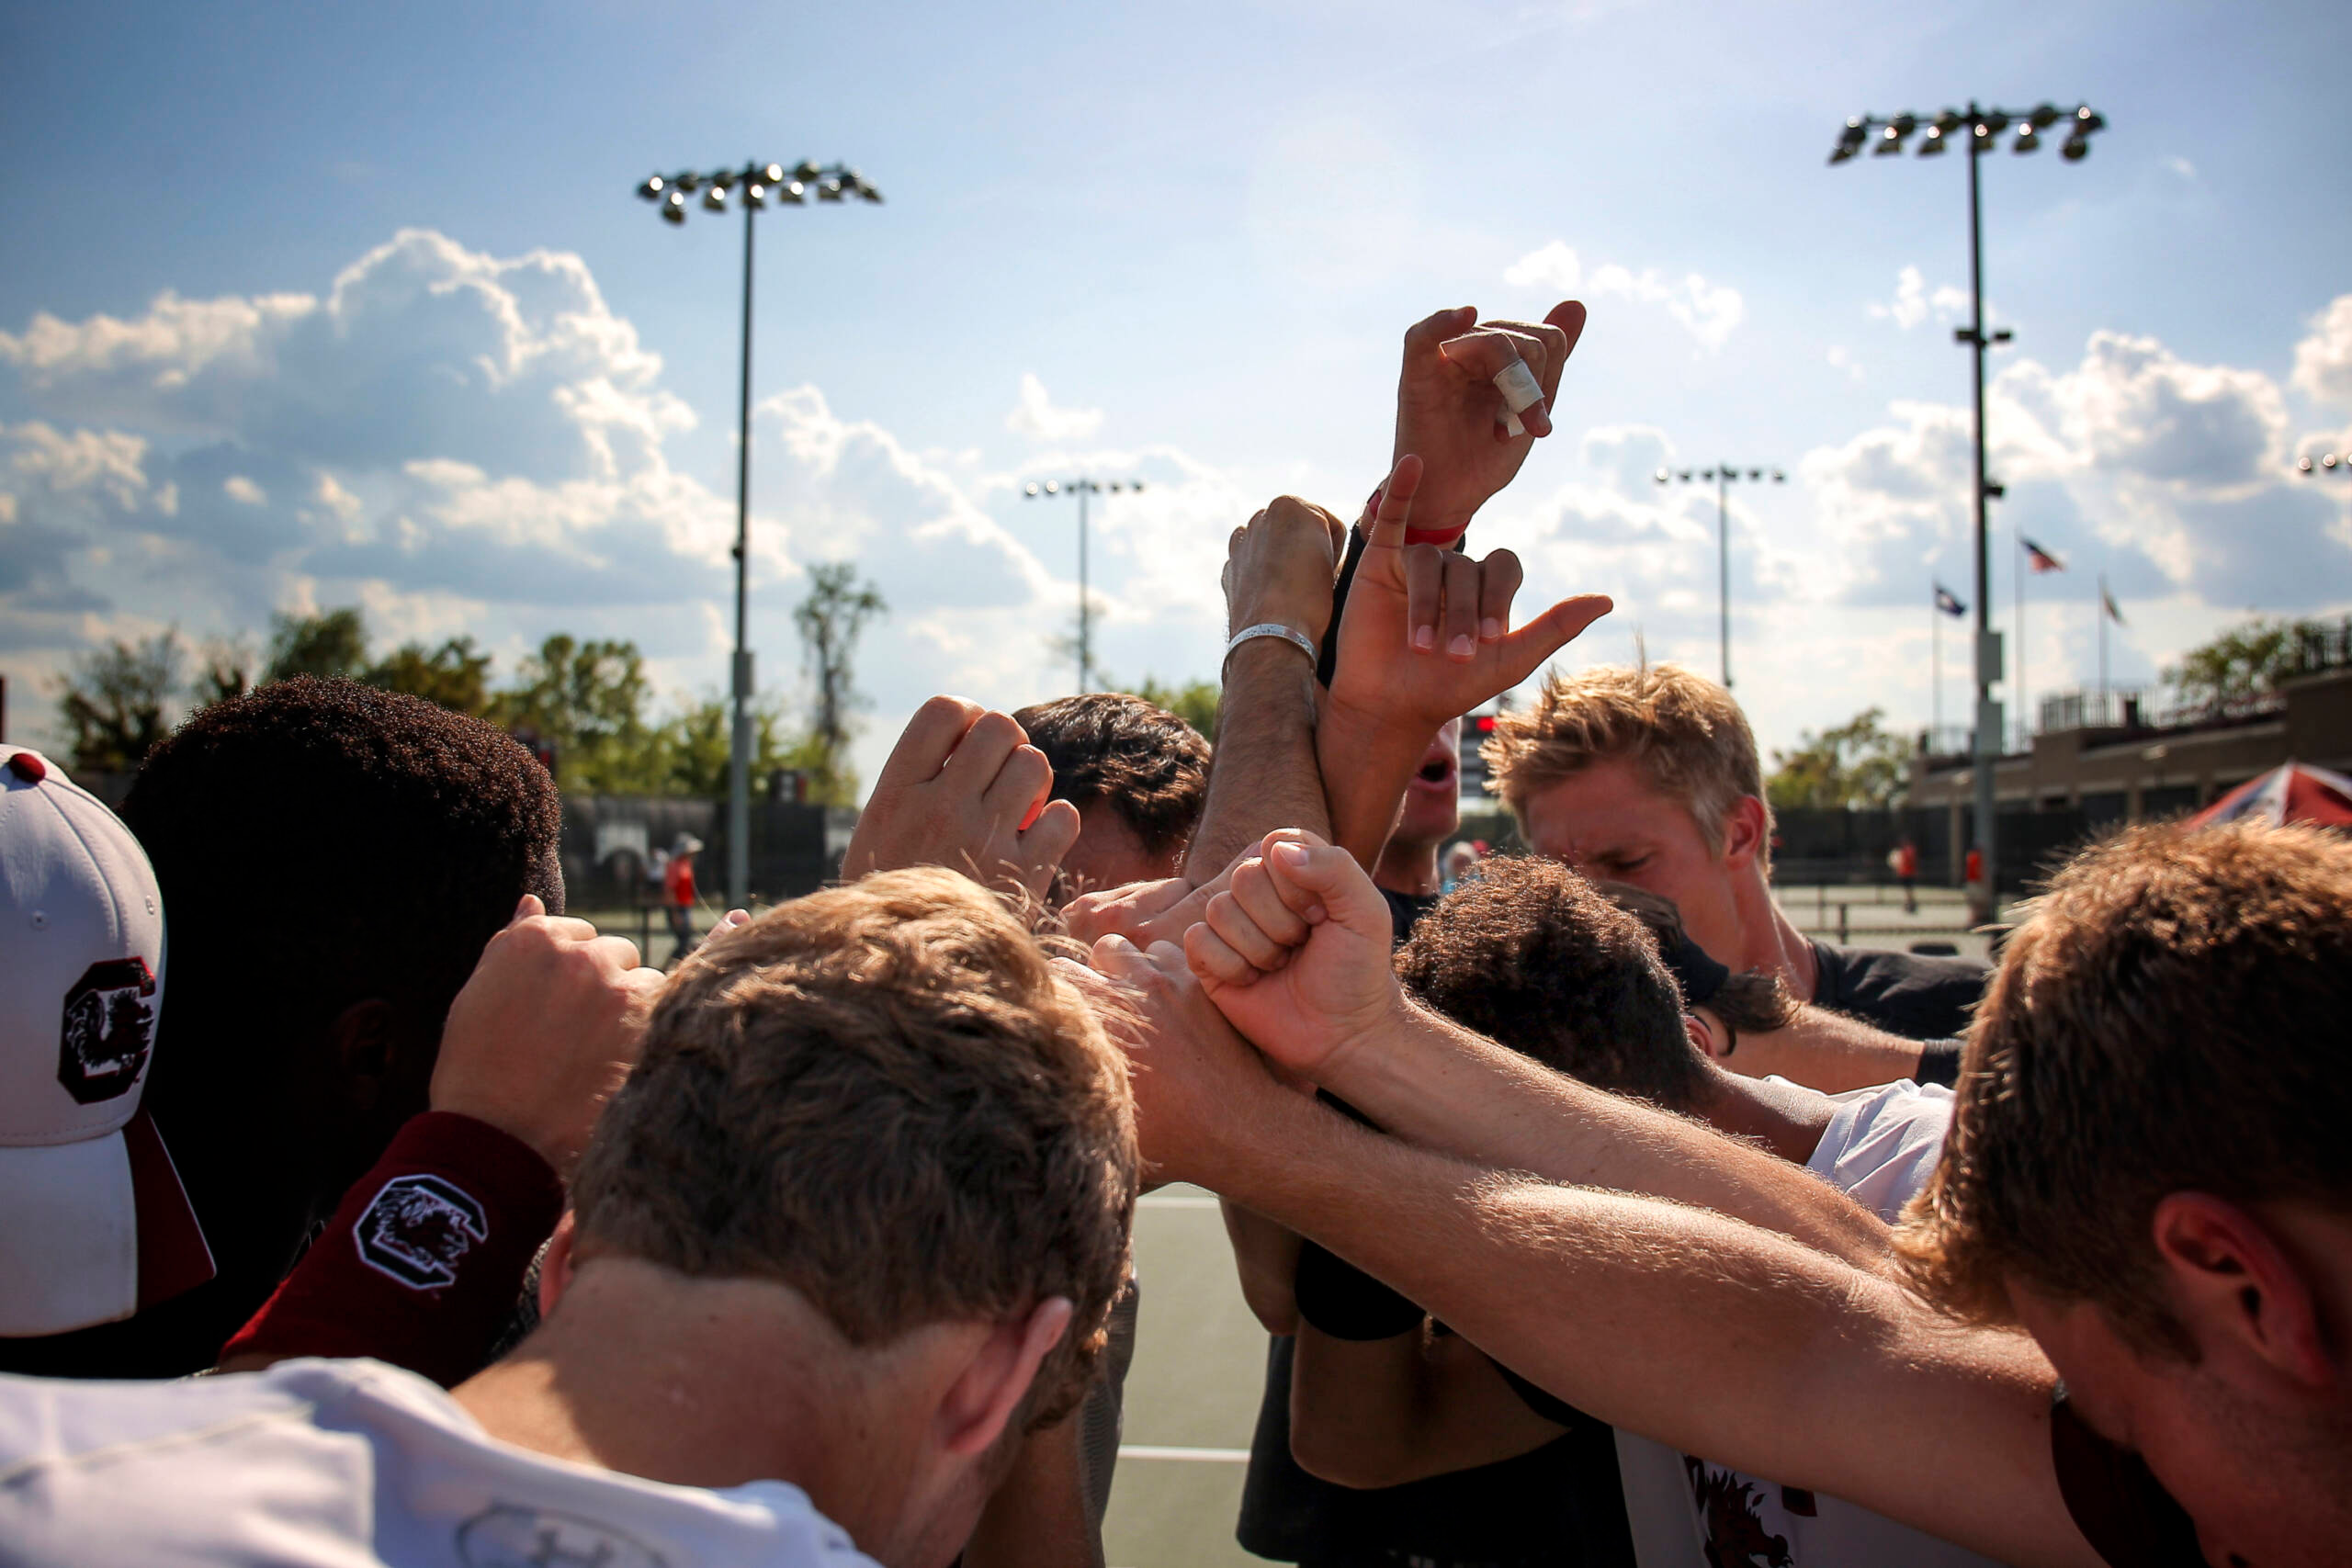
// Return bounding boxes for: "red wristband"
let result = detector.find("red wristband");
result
[219,1111,562,1386]
[1363,482,1467,547]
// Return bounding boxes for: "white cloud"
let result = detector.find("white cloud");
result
[1826,344,1864,383]
[1503,243,1745,353]
[222,475,266,505]
[2165,155,2197,181]
[1003,372,1105,441]
[1868,265,1970,331]
[2291,294,2352,407]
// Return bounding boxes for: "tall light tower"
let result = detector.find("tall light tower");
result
[1023,476,1145,692]
[1654,463,1784,689]
[634,159,881,908]
[1830,101,2106,919]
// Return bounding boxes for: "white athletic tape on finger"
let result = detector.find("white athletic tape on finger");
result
[1494,357,1544,438]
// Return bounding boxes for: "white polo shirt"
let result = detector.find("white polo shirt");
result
[0,1357,880,1566]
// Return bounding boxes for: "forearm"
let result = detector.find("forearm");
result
[1322,1000,1891,1269]
[1187,641,1329,879]
[1724,1005,1937,1095]
[1314,692,1438,873]
[1207,1094,2090,1568]
[1291,1324,1559,1488]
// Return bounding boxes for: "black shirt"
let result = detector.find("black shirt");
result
[1808,939,1989,1043]
[2049,1389,2207,1567]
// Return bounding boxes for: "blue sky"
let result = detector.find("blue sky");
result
[5,0,2349,785]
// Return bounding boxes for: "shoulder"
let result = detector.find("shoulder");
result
[1810,942,1990,1042]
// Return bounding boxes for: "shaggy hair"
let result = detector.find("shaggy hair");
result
[1012,694,1211,861]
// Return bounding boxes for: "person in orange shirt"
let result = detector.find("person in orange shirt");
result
[662,833,702,964]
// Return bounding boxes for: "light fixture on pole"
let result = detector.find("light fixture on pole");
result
[634,159,881,908]
[1023,477,1145,693]
[1831,99,2105,919]
[1653,464,1784,690]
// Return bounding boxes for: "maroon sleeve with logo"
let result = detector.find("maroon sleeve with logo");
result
[220,1111,562,1387]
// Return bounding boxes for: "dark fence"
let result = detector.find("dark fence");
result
[559,794,855,911]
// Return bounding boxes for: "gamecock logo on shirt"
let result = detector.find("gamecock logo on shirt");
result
[354,1173,489,1291]
[456,1504,668,1568]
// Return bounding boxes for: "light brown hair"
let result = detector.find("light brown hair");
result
[1895,820,2352,1355]
[571,867,1137,1425]
[1013,694,1211,860]
[1482,664,1767,863]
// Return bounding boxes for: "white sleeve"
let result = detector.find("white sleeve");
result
[1803,1081,1953,1223]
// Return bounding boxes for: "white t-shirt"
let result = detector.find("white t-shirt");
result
[0,1357,880,1567]
[1619,1080,2000,1568]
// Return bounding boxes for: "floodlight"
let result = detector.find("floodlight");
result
[1918,123,1949,156]
[638,175,664,199]
[762,164,785,184]
[673,172,700,193]
[818,178,844,201]
[1771,469,1786,482]
[776,179,805,203]
[709,170,735,191]
[1874,118,1911,156]
[1679,468,1692,480]
[1979,112,2011,136]
[2301,456,2316,473]
[662,189,686,223]
[2061,133,2089,161]
[1748,468,1762,480]
[2028,104,2062,130]
[1024,481,1042,495]
[1655,468,1670,483]
[2013,125,2041,152]
[1831,119,1867,164]
[2328,454,2343,470]
[745,183,766,208]
[1045,480,1059,494]
[703,185,728,211]
[794,160,820,181]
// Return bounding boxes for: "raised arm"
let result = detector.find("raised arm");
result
[1088,938,2098,1568]
[1187,834,1889,1269]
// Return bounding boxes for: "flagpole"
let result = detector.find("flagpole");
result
[1932,585,1942,739]
[2014,528,2026,750]
[2098,572,2109,711]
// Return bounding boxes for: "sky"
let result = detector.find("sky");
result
[4,0,2349,791]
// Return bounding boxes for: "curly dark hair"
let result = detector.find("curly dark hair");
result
[1592,879,1799,1035]
[122,677,562,1077]
[1012,694,1210,859]
[1395,856,1705,1111]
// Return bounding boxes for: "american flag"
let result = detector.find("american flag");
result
[1935,584,1966,616]
[2023,537,2066,573]
[2102,582,2126,626]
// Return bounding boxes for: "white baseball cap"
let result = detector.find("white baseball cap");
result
[1,745,213,1337]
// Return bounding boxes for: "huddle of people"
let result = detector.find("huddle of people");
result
[0,298,2344,1568]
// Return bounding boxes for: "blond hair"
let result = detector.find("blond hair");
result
[1483,664,1767,859]
[571,866,1137,1426]
[1895,820,2352,1356]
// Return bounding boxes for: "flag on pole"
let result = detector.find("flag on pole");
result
[2101,582,2126,626]
[2023,537,2066,573]
[1935,584,1967,616]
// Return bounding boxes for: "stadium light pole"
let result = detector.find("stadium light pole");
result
[1023,477,1146,693]
[1653,463,1784,690]
[634,159,881,908]
[1830,101,2105,920]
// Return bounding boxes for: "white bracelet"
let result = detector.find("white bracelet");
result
[1225,623,1318,671]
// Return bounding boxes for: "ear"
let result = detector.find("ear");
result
[933,1297,1074,1460]
[1684,1011,1726,1060]
[537,1211,579,1320]
[2150,1192,2335,1390]
[1718,795,1769,871]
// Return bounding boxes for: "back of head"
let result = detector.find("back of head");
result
[1395,855,1704,1111]
[1012,694,1210,863]
[1898,820,2352,1350]
[571,866,1136,1427]
[121,678,560,1119]
[1596,879,1799,1035]
[1483,664,1764,860]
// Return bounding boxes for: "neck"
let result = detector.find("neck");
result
[452,1259,933,1560]
[1689,1060,1835,1167]
[1374,836,1443,897]
[1726,864,1820,1001]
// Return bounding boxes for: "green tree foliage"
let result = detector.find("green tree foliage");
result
[793,564,888,804]
[488,635,654,792]
[1766,706,1917,810]
[57,633,185,773]
[368,637,493,716]
[264,608,368,683]
[191,638,253,707]
[652,695,813,798]
[2164,615,2338,714]
[1120,675,1220,739]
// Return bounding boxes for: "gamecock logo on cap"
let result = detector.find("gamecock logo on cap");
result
[57,958,157,1105]
[456,1504,668,1568]
[355,1173,489,1291]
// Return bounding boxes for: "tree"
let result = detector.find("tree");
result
[264,608,369,683]
[793,563,887,803]
[489,634,655,792]
[191,638,253,708]
[57,633,185,774]
[651,694,803,798]
[368,637,493,716]
[1766,706,1916,810]
[2165,615,2337,715]
[1119,675,1220,739]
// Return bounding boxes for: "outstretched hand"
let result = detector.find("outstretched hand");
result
[1182,829,1404,1083]
[842,696,1082,903]
[1328,456,1612,735]
[1393,301,1587,543]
